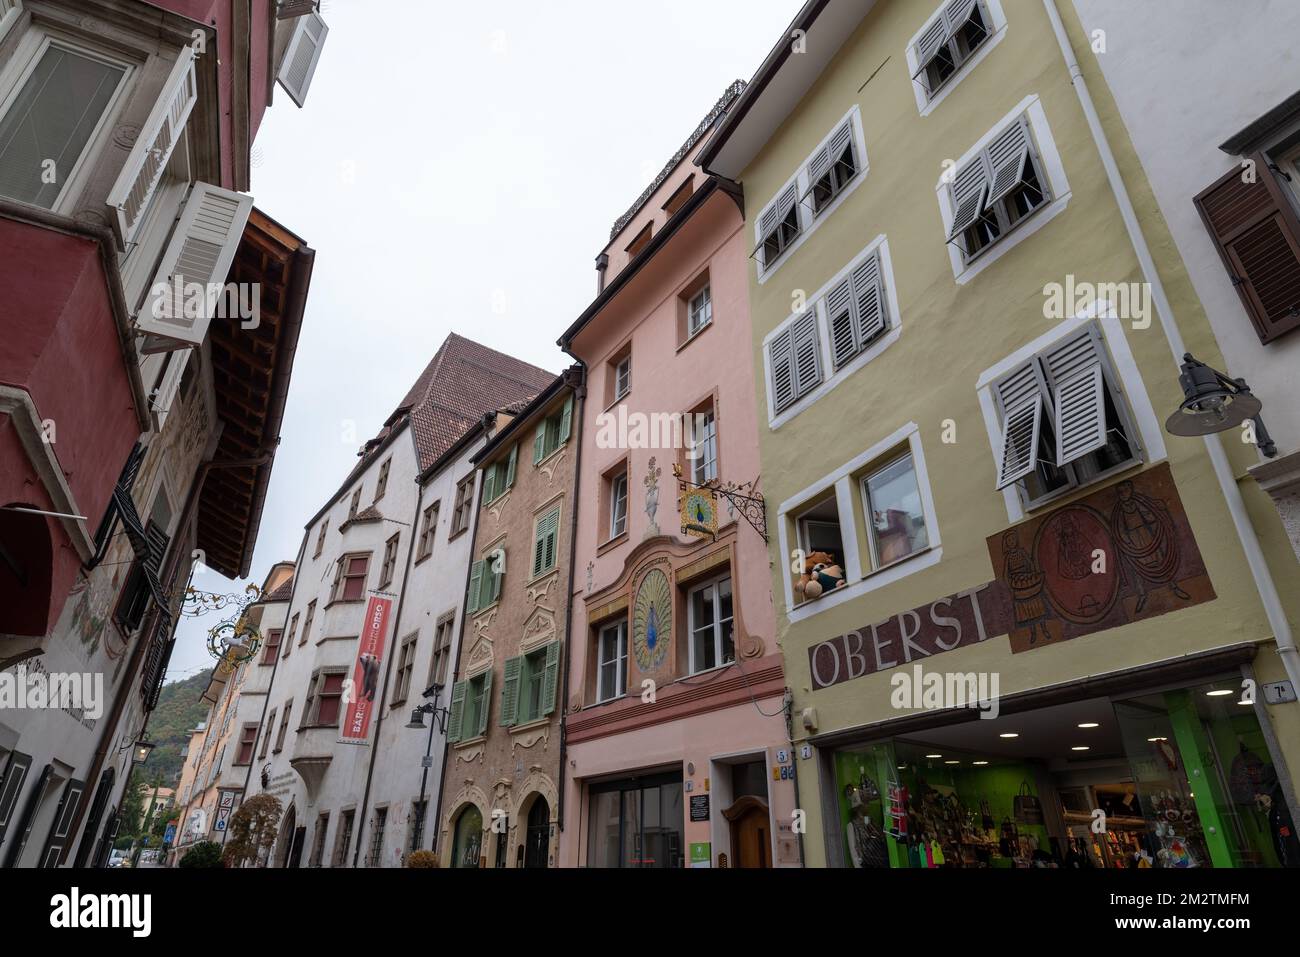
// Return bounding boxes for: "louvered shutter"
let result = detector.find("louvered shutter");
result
[1042,328,1108,466]
[768,329,796,412]
[559,395,573,443]
[277,10,328,108]
[758,185,799,269]
[1194,152,1300,343]
[138,182,254,346]
[851,252,886,345]
[533,510,558,576]
[466,560,483,614]
[37,777,85,868]
[947,159,989,243]
[985,118,1032,206]
[4,763,51,867]
[151,349,189,431]
[808,122,852,184]
[0,1,21,45]
[504,443,517,488]
[791,312,822,397]
[476,669,493,737]
[500,656,522,727]
[912,15,951,79]
[533,422,546,464]
[826,279,857,368]
[445,681,467,743]
[481,464,497,504]
[541,641,560,716]
[994,364,1044,490]
[943,0,981,32]
[73,768,114,868]
[106,46,197,246]
[0,751,32,850]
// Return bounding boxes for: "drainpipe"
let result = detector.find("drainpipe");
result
[556,366,586,847]
[782,689,806,868]
[351,476,425,867]
[1041,0,1300,697]
[595,254,609,295]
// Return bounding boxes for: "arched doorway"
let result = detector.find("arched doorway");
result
[723,795,772,868]
[523,797,550,868]
[275,804,298,868]
[450,805,482,868]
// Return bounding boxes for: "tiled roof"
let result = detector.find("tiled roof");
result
[264,576,295,602]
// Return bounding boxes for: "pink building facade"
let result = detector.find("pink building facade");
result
[558,85,797,869]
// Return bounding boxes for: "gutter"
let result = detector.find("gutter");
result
[1040,0,1300,697]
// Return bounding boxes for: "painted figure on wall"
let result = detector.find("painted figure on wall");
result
[1109,479,1191,613]
[1001,529,1051,646]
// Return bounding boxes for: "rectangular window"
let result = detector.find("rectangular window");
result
[331,554,369,602]
[408,799,428,854]
[757,184,801,273]
[946,115,1049,262]
[429,614,454,688]
[306,671,345,728]
[451,478,474,536]
[235,723,258,766]
[687,574,734,674]
[392,633,418,705]
[533,396,574,463]
[913,0,993,99]
[333,809,354,868]
[482,444,518,505]
[688,285,712,336]
[314,518,328,557]
[768,313,822,413]
[520,647,546,723]
[609,470,628,539]
[793,493,845,606]
[663,175,694,217]
[586,773,684,868]
[417,502,439,559]
[625,222,652,258]
[861,452,931,569]
[0,39,129,208]
[991,324,1139,508]
[301,600,315,646]
[274,701,293,752]
[286,614,299,649]
[825,250,888,370]
[374,458,391,502]
[260,709,276,758]
[532,507,561,577]
[464,673,489,737]
[615,355,631,400]
[310,813,330,867]
[348,487,362,519]
[803,119,859,217]
[690,407,718,484]
[261,629,283,664]
[379,533,399,589]
[367,807,388,868]
[597,620,628,703]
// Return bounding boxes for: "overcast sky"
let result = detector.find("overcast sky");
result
[166,0,799,682]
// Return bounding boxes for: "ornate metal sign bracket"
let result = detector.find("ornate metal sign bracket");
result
[673,463,768,543]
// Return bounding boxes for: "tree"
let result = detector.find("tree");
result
[178,841,223,868]
[222,794,283,868]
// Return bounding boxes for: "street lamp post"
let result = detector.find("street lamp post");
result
[404,684,450,853]
[1164,353,1277,457]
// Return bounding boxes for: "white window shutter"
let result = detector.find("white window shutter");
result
[984,118,1032,206]
[106,46,197,247]
[996,396,1043,490]
[769,329,796,412]
[1042,329,1108,466]
[278,10,328,108]
[911,16,950,78]
[947,160,988,242]
[151,350,189,431]
[943,0,981,31]
[851,252,886,345]
[825,280,856,368]
[807,143,832,184]
[137,182,254,347]
[0,0,22,44]
[791,312,822,397]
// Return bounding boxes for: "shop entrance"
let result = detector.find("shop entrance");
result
[833,675,1296,868]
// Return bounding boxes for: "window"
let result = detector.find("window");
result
[451,477,474,536]
[614,355,631,400]
[625,222,652,257]
[260,709,276,758]
[374,458,391,502]
[417,502,439,560]
[310,813,329,868]
[861,453,930,569]
[379,533,399,589]
[305,671,346,728]
[409,799,428,854]
[482,444,518,505]
[946,115,1049,262]
[348,487,362,520]
[609,470,628,539]
[586,772,684,868]
[331,553,369,602]
[447,670,492,743]
[301,600,315,646]
[466,549,504,613]
[596,620,628,703]
[825,250,888,369]
[273,701,293,752]
[314,519,328,557]
[261,629,283,664]
[793,493,845,606]
[501,643,558,726]
[689,406,718,484]
[235,723,258,766]
[286,614,299,649]
[366,807,387,867]
[392,633,418,706]
[768,312,821,413]
[687,574,734,674]
[688,285,712,336]
[429,614,454,687]
[533,396,574,463]
[0,38,130,209]
[757,184,801,273]
[277,7,329,107]
[913,0,992,99]
[333,809,355,868]
[991,325,1140,508]
[804,119,859,217]
[531,507,561,578]
[663,176,694,216]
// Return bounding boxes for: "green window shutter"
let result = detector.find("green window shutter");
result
[541,641,560,716]
[466,560,483,613]
[446,681,467,743]
[482,465,497,504]
[531,519,546,577]
[504,443,517,489]
[533,422,546,464]
[477,669,493,737]
[559,395,574,443]
[533,508,559,574]
[500,656,522,727]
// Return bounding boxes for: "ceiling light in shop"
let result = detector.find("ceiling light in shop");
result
[925,754,942,759]
[999,733,1019,739]
[1147,736,1167,742]
[944,760,960,765]
[1205,689,1233,697]
[973,761,989,766]
[1071,746,1090,751]
[1078,722,1099,728]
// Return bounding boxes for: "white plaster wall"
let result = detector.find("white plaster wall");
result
[1072,0,1300,453]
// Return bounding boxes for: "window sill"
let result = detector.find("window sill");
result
[950,192,1070,285]
[453,735,486,749]
[677,320,713,353]
[447,526,470,543]
[535,443,569,469]
[472,600,501,617]
[685,660,737,680]
[597,531,628,556]
[769,324,901,431]
[526,567,558,587]
[508,716,550,735]
[324,598,365,610]
[413,550,433,566]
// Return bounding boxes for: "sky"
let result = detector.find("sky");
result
[166,0,801,682]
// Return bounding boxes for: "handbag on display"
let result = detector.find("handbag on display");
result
[1014,781,1044,825]
[980,797,995,832]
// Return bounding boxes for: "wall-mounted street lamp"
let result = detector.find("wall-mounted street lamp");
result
[121,737,155,765]
[1164,353,1277,458]
[405,684,451,853]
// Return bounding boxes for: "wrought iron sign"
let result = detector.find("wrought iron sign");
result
[182,583,264,664]
[673,464,767,543]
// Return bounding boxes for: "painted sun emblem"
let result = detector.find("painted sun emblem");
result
[633,567,672,672]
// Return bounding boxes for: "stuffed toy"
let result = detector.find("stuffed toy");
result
[795,551,847,601]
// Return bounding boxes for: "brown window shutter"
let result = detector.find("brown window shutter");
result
[1194,152,1300,343]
